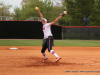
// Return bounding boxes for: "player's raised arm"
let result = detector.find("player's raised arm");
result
[49,11,67,26]
[35,7,44,21]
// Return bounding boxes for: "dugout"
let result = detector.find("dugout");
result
[0,21,62,39]
[63,26,100,40]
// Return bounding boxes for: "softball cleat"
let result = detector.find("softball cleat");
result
[56,57,61,62]
[43,57,48,63]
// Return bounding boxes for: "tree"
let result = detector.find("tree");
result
[0,1,12,20]
[21,0,29,4]
[64,0,94,26]
[14,7,22,20]
[14,0,65,23]
[88,0,100,26]
[59,15,71,26]
[20,0,45,20]
[0,2,12,20]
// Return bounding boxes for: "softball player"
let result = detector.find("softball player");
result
[42,33,54,47]
[36,7,67,62]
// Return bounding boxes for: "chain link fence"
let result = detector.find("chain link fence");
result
[62,26,100,40]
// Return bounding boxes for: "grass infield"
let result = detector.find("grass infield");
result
[0,39,100,47]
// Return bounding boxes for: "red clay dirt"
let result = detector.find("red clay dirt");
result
[0,46,100,75]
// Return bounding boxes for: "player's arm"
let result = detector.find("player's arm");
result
[36,7,44,21]
[49,11,67,26]
[83,17,85,20]
[49,16,63,26]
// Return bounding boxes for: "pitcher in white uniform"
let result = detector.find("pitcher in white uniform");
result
[36,7,67,62]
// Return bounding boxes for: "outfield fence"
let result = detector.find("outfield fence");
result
[0,21,62,39]
[0,20,100,40]
[63,26,100,40]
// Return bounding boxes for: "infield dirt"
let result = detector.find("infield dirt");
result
[0,46,100,75]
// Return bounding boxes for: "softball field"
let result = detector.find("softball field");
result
[0,46,100,75]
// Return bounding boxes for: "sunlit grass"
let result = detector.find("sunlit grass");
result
[0,40,100,47]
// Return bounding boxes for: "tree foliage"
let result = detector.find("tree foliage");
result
[14,7,22,20]
[13,0,100,26]
[14,0,64,23]
[88,0,100,26]
[64,0,94,26]
[0,1,12,20]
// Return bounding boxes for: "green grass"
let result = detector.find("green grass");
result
[0,40,100,47]
[54,40,100,47]
[0,40,42,46]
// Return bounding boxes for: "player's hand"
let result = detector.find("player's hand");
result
[60,11,67,17]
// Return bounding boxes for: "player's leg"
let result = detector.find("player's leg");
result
[52,35,54,46]
[41,41,48,62]
[42,38,46,46]
[52,36,54,46]
[47,36,61,62]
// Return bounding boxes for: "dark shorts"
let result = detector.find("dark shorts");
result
[41,36,53,53]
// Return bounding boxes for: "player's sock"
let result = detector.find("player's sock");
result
[50,50,59,58]
[42,52,47,59]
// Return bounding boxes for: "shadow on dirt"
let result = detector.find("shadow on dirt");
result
[19,57,78,68]
[0,56,80,67]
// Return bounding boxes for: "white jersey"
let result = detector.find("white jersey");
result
[43,23,52,38]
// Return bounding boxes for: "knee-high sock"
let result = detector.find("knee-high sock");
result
[42,52,47,59]
[50,50,59,58]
